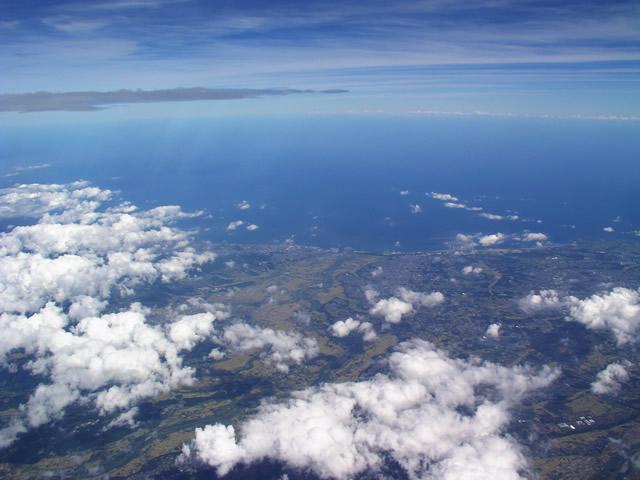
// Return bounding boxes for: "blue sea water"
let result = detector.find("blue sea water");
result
[1,116,639,252]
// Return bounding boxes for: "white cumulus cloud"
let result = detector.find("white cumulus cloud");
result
[357,322,377,341]
[522,232,548,242]
[221,323,319,373]
[0,302,227,448]
[370,288,444,324]
[181,340,559,479]
[364,287,379,303]
[0,181,111,219]
[0,182,214,315]
[371,266,383,277]
[462,265,483,275]
[208,348,226,360]
[518,289,570,313]
[330,318,376,341]
[0,181,220,447]
[226,220,244,230]
[169,311,226,351]
[591,361,631,395]
[454,233,477,248]
[568,287,640,345]
[479,213,504,220]
[520,287,640,346]
[428,192,458,201]
[479,233,506,246]
[330,317,361,337]
[370,297,413,323]
[486,323,501,338]
[397,287,445,307]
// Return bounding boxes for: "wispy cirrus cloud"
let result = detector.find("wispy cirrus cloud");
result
[3,163,52,178]
[2,0,637,117]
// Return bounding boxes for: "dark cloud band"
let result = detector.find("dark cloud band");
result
[0,87,348,113]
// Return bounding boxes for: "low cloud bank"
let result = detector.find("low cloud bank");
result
[0,87,348,113]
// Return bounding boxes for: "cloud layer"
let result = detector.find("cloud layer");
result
[182,339,559,479]
[0,181,222,446]
[2,0,637,119]
[3,181,333,448]
[0,87,348,113]
[0,182,213,314]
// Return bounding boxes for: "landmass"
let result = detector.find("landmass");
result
[1,239,639,479]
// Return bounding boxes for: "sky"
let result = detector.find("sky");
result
[1,0,639,119]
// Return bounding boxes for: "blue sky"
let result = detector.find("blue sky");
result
[1,0,639,118]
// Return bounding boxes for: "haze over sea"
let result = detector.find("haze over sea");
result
[2,115,638,252]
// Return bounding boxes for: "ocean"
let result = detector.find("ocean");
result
[1,116,639,252]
